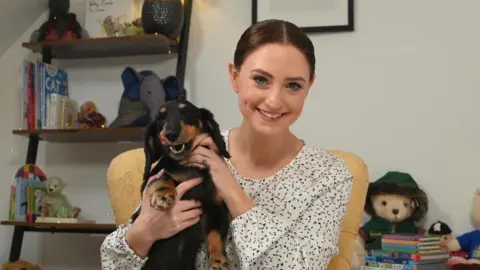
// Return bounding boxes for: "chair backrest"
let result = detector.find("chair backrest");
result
[106,148,369,269]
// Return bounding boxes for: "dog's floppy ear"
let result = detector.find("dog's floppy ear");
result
[141,121,164,194]
[200,108,231,159]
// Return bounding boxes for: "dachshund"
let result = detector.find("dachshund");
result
[130,100,231,270]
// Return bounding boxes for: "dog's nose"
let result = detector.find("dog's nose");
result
[165,130,179,142]
[392,209,399,215]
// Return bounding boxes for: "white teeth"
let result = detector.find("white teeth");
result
[259,109,282,119]
[170,144,185,154]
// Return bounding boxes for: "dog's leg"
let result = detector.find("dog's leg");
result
[205,195,230,269]
[145,175,177,211]
[206,228,230,270]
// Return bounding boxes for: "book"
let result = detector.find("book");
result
[20,61,70,130]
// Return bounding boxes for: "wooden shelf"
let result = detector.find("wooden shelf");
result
[1,220,117,234]
[22,34,179,59]
[12,127,145,142]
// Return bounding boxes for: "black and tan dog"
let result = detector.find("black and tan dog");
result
[131,100,231,270]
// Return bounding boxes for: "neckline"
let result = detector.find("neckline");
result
[223,128,307,182]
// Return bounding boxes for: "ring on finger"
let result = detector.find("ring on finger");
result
[202,156,209,166]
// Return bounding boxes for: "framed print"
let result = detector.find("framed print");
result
[252,0,354,34]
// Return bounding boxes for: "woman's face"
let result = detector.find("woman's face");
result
[229,43,315,136]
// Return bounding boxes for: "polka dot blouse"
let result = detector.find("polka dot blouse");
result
[100,130,353,270]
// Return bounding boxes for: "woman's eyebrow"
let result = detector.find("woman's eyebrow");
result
[251,68,306,82]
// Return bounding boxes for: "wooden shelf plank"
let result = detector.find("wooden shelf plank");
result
[12,127,145,142]
[22,34,179,59]
[1,220,117,234]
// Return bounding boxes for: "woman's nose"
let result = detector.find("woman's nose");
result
[264,88,283,109]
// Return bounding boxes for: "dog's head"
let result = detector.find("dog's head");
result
[144,100,230,175]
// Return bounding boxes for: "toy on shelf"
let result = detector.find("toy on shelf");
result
[445,187,480,269]
[39,177,81,220]
[30,0,89,42]
[76,101,106,128]
[354,171,429,265]
[428,220,468,258]
[1,259,42,270]
[109,67,166,128]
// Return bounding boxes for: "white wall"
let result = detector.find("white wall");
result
[0,0,479,268]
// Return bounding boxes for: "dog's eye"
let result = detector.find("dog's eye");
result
[381,201,387,206]
[404,203,408,207]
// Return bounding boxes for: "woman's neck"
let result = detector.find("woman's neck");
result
[232,121,301,167]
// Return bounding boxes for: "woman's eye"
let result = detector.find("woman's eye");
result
[253,76,268,85]
[287,82,301,90]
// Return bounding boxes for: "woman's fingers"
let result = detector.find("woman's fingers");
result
[177,216,201,231]
[175,199,202,212]
[177,208,203,222]
[176,177,203,198]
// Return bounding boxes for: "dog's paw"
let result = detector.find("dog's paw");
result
[149,190,176,211]
[210,255,230,270]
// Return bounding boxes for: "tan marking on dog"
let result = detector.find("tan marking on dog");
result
[207,231,229,270]
[160,107,167,113]
[146,178,177,211]
[178,103,186,109]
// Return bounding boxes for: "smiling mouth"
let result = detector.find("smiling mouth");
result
[257,108,285,119]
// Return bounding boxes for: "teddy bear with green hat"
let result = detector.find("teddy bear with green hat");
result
[354,171,429,263]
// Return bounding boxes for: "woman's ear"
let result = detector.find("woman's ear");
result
[228,62,239,93]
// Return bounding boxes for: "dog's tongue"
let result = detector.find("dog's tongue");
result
[159,136,167,145]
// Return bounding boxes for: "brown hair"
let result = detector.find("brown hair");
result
[233,19,316,80]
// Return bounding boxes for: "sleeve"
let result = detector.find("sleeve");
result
[456,232,472,252]
[229,176,353,270]
[100,204,148,270]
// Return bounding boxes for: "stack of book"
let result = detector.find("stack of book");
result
[361,234,450,269]
[21,60,78,130]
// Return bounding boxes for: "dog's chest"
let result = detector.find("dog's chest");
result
[166,167,205,183]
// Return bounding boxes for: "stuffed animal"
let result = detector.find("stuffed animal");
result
[355,171,428,264]
[40,177,81,218]
[30,0,89,42]
[445,187,480,269]
[109,67,166,128]
[428,220,469,259]
[1,259,41,270]
[77,101,106,128]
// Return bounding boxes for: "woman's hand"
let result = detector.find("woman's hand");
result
[181,136,255,218]
[126,171,203,258]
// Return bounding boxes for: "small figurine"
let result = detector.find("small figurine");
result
[40,177,81,218]
[77,101,106,128]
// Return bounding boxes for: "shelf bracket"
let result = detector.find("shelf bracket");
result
[26,134,39,164]
[176,0,193,101]
[42,47,52,64]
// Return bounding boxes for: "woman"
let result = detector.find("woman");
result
[100,19,353,270]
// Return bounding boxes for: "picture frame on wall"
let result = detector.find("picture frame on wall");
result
[251,0,354,34]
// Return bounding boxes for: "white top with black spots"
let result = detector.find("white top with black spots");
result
[100,130,353,270]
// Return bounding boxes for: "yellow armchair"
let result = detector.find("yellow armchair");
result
[106,148,369,269]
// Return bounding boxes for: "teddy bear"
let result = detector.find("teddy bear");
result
[1,259,42,270]
[77,101,106,128]
[40,177,81,218]
[445,187,480,269]
[354,171,428,265]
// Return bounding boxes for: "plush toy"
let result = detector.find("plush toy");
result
[428,220,469,259]
[109,67,166,128]
[40,177,81,218]
[445,187,480,269]
[1,259,42,270]
[30,0,89,42]
[77,101,106,128]
[355,171,428,264]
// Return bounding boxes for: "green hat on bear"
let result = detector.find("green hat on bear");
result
[364,171,428,221]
